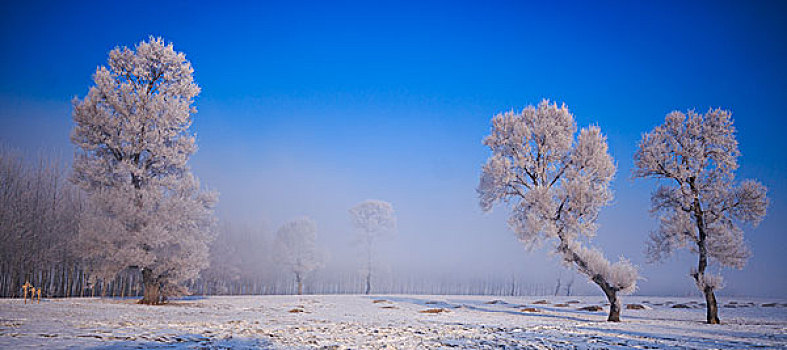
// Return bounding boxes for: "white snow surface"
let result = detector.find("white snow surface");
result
[1,295,785,349]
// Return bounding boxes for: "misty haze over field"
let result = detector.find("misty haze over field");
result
[1,1,786,299]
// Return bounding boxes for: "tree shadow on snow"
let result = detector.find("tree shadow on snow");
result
[171,295,208,301]
[576,325,778,349]
[377,296,596,323]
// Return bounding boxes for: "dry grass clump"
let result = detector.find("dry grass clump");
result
[419,308,448,314]
[532,300,549,304]
[520,307,540,313]
[577,305,603,311]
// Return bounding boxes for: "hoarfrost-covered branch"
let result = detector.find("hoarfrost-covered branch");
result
[478,99,637,321]
[71,37,217,304]
[634,108,768,324]
[349,199,397,294]
[274,217,323,295]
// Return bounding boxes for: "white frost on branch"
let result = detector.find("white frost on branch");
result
[350,200,397,244]
[567,244,638,295]
[274,217,323,279]
[478,100,638,301]
[692,269,725,291]
[634,109,769,272]
[634,107,769,324]
[71,37,217,298]
[349,199,397,294]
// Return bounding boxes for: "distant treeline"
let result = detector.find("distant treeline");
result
[192,270,565,297]
[0,147,85,298]
[0,147,567,299]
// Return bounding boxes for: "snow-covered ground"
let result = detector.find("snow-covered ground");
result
[1,294,785,349]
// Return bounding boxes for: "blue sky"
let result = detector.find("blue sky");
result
[1,0,786,296]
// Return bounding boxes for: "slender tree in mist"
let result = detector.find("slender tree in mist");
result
[71,37,217,304]
[199,222,248,295]
[478,100,638,322]
[634,109,768,324]
[349,200,396,295]
[565,274,575,296]
[274,217,323,295]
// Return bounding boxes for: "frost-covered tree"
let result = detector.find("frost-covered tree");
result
[274,217,323,295]
[200,221,245,295]
[349,200,396,295]
[634,109,768,324]
[71,37,217,304]
[478,100,638,322]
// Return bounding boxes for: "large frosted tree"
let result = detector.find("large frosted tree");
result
[479,100,637,322]
[71,37,217,304]
[274,217,323,295]
[349,200,396,295]
[634,109,768,324]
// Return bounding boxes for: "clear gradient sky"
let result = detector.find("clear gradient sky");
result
[1,0,785,296]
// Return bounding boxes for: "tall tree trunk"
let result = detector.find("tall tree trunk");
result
[591,274,621,322]
[364,271,371,295]
[704,286,720,324]
[690,179,720,324]
[140,268,162,305]
[365,239,372,295]
[566,277,574,296]
[605,288,621,322]
[295,273,303,295]
[560,238,623,322]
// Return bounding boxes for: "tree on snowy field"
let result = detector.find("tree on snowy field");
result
[634,109,768,324]
[71,37,218,305]
[349,200,396,295]
[274,217,323,295]
[478,100,638,322]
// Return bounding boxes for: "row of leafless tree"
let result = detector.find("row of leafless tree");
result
[0,148,564,298]
[0,148,170,298]
[0,147,85,298]
[191,270,570,297]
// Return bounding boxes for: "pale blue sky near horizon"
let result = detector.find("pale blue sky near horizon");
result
[1,0,785,297]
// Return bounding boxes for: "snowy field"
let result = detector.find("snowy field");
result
[1,294,785,349]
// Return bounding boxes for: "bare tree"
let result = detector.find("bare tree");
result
[634,108,768,324]
[478,100,638,321]
[565,274,575,296]
[349,200,396,295]
[0,146,84,298]
[71,37,217,304]
[274,217,323,295]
